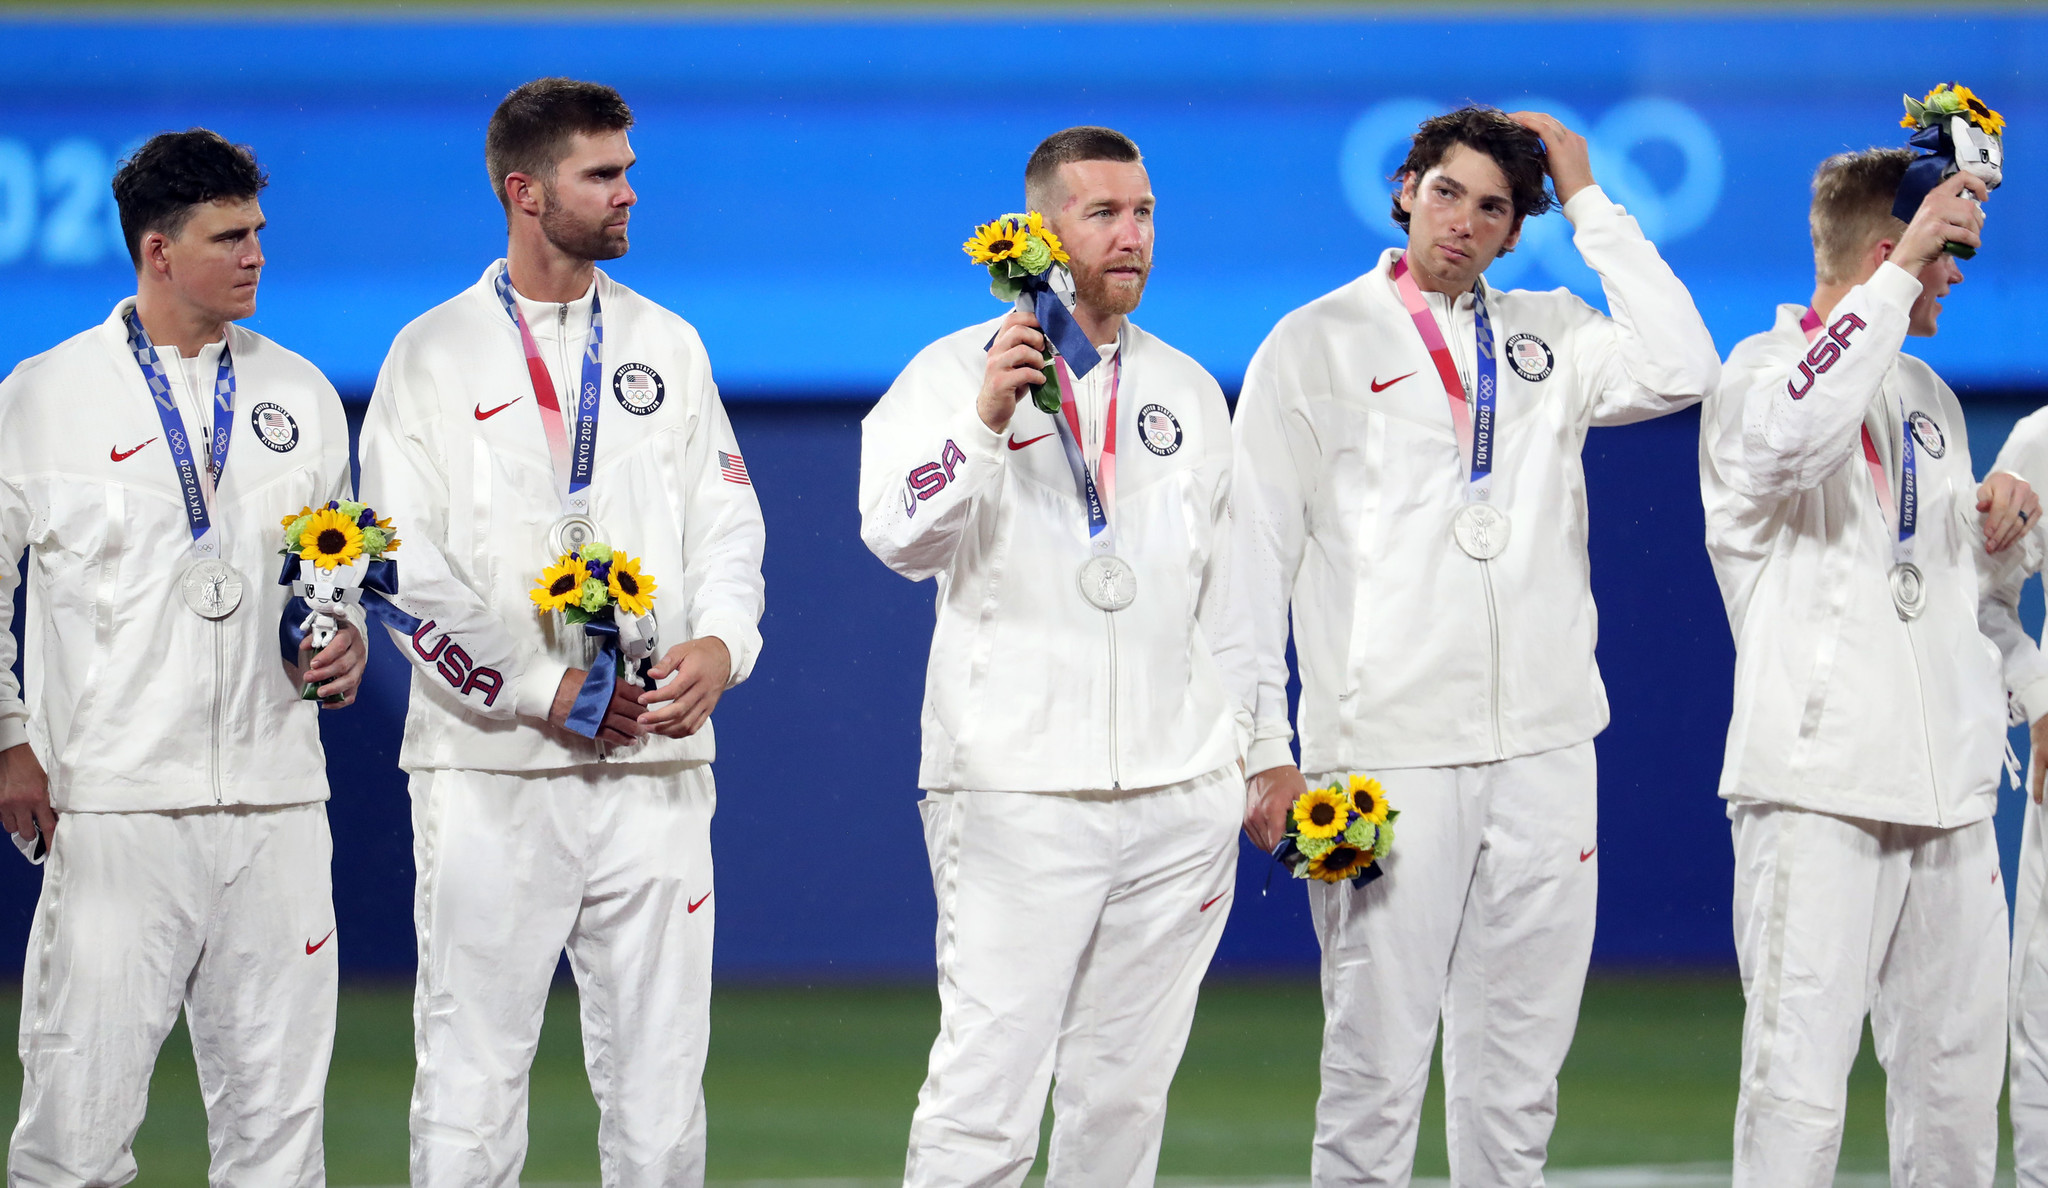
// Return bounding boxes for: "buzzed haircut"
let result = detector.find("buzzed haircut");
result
[1390,106,1557,236]
[1025,126,1143,212]
[485,77,635,211]
[1810,148,1915,286]
[110,129,267,268]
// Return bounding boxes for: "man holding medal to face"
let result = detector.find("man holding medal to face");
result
[859,126,1252,1187]
[0,131,366,1184]
[359,78,765,1185]
[1231,106,1720,1185]
[1702,137,2035,1185]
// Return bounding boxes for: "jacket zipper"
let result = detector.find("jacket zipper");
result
[1901,617,1945,827]
[1480,557,1505,760]
[1106,611,1122,791]
[210,619,225,804]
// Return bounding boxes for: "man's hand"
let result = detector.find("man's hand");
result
[1507,111,1595,204]
[296,620,366,709]
[550,669,646,746]
[638,636,733,738]
[1978,472,2040,555]
[1893,171,1989,274]
[2033,714,2048,805]
[978,309,1050,435]
[1244,764,1308,853]
[0,743,53,850]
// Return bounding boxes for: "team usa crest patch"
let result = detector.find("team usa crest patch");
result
[1137,404,1182,456]
[1504,334,1554,382]
[1908,410,1946,459]
[613,364,665,415]
[249,403,299,452]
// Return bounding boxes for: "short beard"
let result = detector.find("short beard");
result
[539,190,627,262]
[1073,255,1148,318]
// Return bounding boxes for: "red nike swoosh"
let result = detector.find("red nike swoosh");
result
[1007,433,1054,451]
[1371,372,1417,393]
[305,928,335,955]
[687,892,711,914]
[110,437,157,462]
[1200,892,1227,912]
[474,398,521,421]
[1580,846,1597,863]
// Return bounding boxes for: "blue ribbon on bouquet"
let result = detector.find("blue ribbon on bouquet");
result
[984,273,1104,379]
[563,615,624,739]
[277,555,420,663]
[1892,123,1955,224]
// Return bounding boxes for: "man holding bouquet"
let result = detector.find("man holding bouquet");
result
[1231,106,1720,1185]
[859,126,1252,1187]
[359,78,765,1185]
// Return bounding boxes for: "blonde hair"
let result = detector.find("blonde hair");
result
[1810,148,1915,285]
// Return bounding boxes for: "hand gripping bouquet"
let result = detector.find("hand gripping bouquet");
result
[1275,774,1398,887]
[963,211,1107,413]
[278,501,401,701]
[530,541,660,738]
[1896,82,2006,259]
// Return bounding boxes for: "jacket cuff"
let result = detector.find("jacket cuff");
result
[691,611,761,687]
[0,715,27,756]
[1560,184,1616,227]
[514,660,572,722]
[1247,734,1298,778]
[2020,676,2048,727]
[1867,261,1925,315]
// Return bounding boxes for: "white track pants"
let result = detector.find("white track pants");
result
[2011,791,2048,1186]
[8,803,336,1188]
[1730,803,2005,1188]
[1306,741,1598,1188]
[408,762,715,1188]
[903,766,1242,1188]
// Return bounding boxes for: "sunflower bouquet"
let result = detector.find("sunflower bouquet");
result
[1897,82,2005,258]
[280,500,401,700]
[1274,774,1397,886]
[531,542,662,733]
[963,211,1095,415]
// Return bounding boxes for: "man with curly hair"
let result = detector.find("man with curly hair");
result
[1232,105,1720,1185]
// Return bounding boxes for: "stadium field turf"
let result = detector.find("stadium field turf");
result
[0,973,2006,1184]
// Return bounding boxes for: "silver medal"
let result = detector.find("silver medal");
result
[1452,502,1511,560]
[180,558,244,619]
[1890,561,1927,621]
[548,514,604,557]
[1077,555,1137,612]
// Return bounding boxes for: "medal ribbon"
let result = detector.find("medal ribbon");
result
[1050,340,1122,558]
[1392,254,1497,502]
[122,306,236,559]
[493,267,605,518]
[1800,308,1915,564]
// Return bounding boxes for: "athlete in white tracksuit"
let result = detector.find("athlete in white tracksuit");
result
[0,131,558,1188]
[1232,108,1719,1186]
[861,129,1251,1188]
[1700,156,2031,1187]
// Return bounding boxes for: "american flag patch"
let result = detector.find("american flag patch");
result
[718,450,751,486]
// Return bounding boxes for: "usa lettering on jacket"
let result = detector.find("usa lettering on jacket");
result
[1786,313,1869,399]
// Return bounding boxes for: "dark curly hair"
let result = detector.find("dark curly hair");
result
[486,78,635,211]
[111,129,268,268]
[1389,106,1556,242]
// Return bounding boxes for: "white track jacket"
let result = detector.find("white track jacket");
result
[1233,187,1720,776]
[859,318,1250,794]
[360,263,766,775]
[1701,262,2016,827]
[1985,408,2048,725]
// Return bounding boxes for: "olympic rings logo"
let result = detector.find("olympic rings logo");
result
[1338,97,1724,289]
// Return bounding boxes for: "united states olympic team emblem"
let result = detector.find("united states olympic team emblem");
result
[249,403,299,452]
[1504,333,1554,382]
[613,363,665,415]
[1908,410,1946,459]
[1137,404,1182,456]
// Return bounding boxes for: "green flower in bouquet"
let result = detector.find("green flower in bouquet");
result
[578,577,610,613]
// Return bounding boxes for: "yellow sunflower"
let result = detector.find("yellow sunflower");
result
[1306,841,1374,883]
[531,556,588,613]
[296,507,365,570]
[606,553,658,617]
[1345,775,1391,825]
[1292,786,1351,840]
[963,219,1027,265]
[1952,84,2006,136]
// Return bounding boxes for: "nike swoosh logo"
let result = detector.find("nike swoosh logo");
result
[687,892,711,914]
[1371,372,1417,393]
[1200,892,1227,912]
[305,928,335,955]
[1007,433,1054,451]
[1580,846,1597,863]
[110,438,157,462]
[474,398,521,421]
